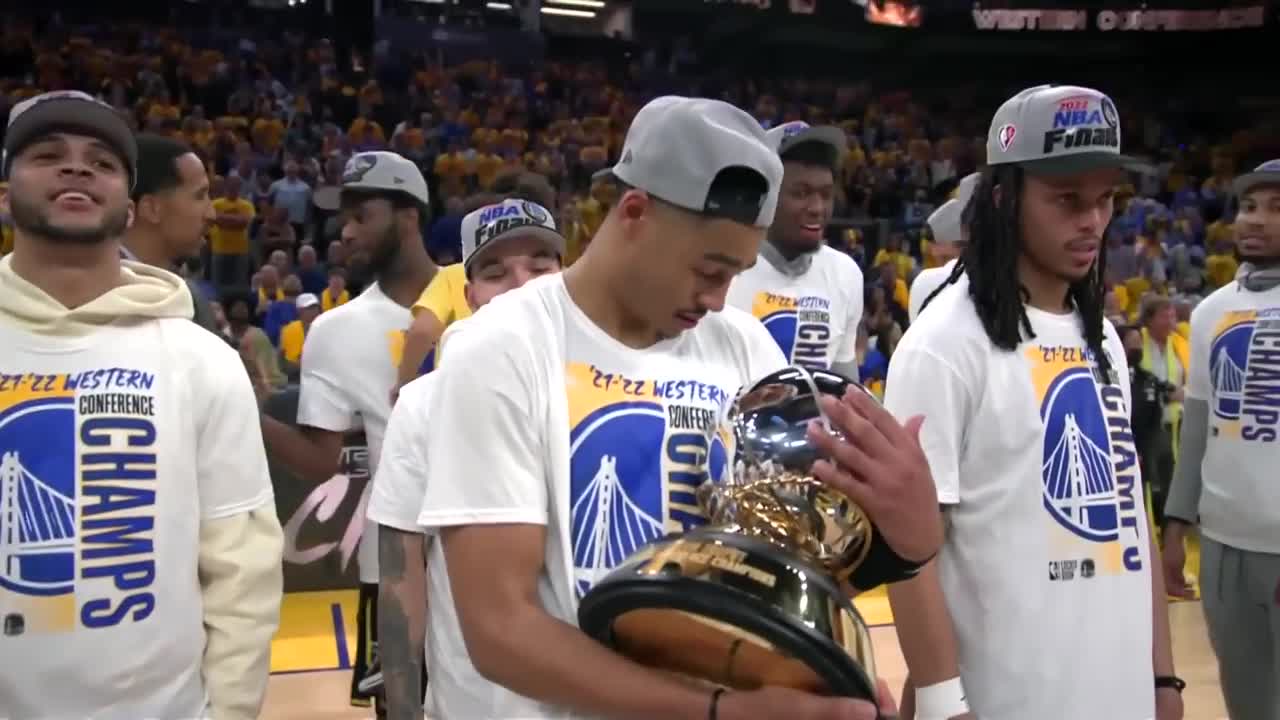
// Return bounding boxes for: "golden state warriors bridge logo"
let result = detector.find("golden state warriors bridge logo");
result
[1,369,161,637]
[751,291,833,370]
[1210,308,1280,443]
[566,363,732,598]
[1028,345,1144,573]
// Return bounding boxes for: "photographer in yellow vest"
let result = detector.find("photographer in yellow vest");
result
[1139,295,1190,526]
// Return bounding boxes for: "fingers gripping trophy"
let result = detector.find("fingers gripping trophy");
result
[579,366,939,712]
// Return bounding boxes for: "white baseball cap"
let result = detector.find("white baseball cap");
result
[340,151,430,207]
[596,96,783,228]
[296,293,320,310]
[1233,159,1280,198]
[766,121,847,159]
[926,172,981,245]
[986,85,1145,176]
[461,198,566,275]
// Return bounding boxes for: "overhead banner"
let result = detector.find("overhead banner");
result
[971,6,1267,31]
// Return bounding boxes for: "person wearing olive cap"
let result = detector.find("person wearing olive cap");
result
[416,96,925,720]
[0,91,283,720]
[1162,159,1280,720]
[878,85,1181,720]
[727,121,865,378]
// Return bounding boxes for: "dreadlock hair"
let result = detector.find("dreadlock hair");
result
[917,164,1114,383]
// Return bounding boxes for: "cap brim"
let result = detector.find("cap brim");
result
[1232,171,1280,198]
[5,98,136,183]
[1018,152,1150,177]
[591,168,615,184]
[464,225,567,274]
[778,125,847,156]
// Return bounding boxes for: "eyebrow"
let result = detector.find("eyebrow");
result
[702,252,747,269]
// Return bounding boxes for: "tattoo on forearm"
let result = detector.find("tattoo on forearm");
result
[379,526,426,720]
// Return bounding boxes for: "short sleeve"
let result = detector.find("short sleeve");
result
[1186,298,1215,402]
[411,265,461,324]
[833,261,865,365]
[882,344,975,504]
[417,323,548,528]
[296,316,355,432]
[367,377,434,532]
[193,335,275,519]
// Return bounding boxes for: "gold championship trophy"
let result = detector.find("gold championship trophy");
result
[579,366,924,710]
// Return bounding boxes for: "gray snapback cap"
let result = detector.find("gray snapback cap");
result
[767,120,848,158]
[461,198,566,275]
[601,96,783,228]
[987,85,1143,176]
[341,151,430,207]
[926,172,981,245]
[1232,159,1280,198]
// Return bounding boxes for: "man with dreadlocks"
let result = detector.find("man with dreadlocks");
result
[881,85,1181,720]
[1162,159,1280,720]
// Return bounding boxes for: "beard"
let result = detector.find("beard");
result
[1238,251,1280,267]
[8,188,130,245]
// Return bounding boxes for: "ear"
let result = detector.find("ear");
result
[991,183,1003,209]
[136,194,159,225]
[0,187,9,216]
[464,281,479,313]
[126,199,136,230]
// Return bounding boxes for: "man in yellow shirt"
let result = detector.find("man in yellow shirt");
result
[393,183,559,397]
[209,175,255,290]
[278,293,322,379]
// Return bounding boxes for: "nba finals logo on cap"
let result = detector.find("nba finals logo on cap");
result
[473,200,555,249]
[998,124,1017,152]
[0,368,162,637]
[780,121,811,139]
[1207,308,1280,443]
[1025,345,1144,578]
[1042,93,1119,156]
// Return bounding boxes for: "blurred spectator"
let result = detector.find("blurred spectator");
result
[279,293,322,380]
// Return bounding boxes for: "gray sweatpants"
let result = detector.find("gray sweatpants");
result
[1200,537,1280,720]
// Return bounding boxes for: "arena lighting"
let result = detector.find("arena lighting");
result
[546,0,606,8]
[487,1,513,8]
[541,6,596,17]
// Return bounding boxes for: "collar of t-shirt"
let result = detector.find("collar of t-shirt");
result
[1236,260,1280,292]
[760,239,816,277]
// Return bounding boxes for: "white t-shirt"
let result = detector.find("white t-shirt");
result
[884,284,1153,720]
[727,245,863,371]
[418,276,787,719]
[1186,280,1280,553]
[907,258,959,323]
[298,283,410,583]
[0,319,274,719]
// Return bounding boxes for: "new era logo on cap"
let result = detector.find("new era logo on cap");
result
[461,198,566,272]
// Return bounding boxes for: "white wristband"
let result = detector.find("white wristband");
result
[915,677,969,720]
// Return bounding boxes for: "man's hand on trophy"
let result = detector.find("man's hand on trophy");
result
[805,387,943,564]
[716,677,899,719]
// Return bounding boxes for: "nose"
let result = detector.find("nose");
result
[696,283,730,314]
[203,199,216,222]
[341,222,358,246]
[1080,206,1109,236]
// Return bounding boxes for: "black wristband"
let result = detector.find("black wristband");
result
[1155,675,1186,693]
[708,687,727,720]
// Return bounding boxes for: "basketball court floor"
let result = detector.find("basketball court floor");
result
[261,576,1229,719]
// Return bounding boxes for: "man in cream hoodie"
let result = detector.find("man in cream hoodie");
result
[0,91,284,720]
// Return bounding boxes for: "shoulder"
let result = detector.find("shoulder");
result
[162,319,252,390]
[1190,284,1238,327]
[702,304,771,343]
[438,276,555,366]
[399,371,439,411]
[897,284,988,362]
[816,245,862,277]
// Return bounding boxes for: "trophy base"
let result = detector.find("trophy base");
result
[578,528,876,700]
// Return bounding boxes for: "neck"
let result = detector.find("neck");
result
[8,233,124,309]
[563,251,657,349]
[1148,327,1169,344]
[1017,254,1072,314]
[122,225,175,270]
[766,233,815,262]
[377,236,438,308]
